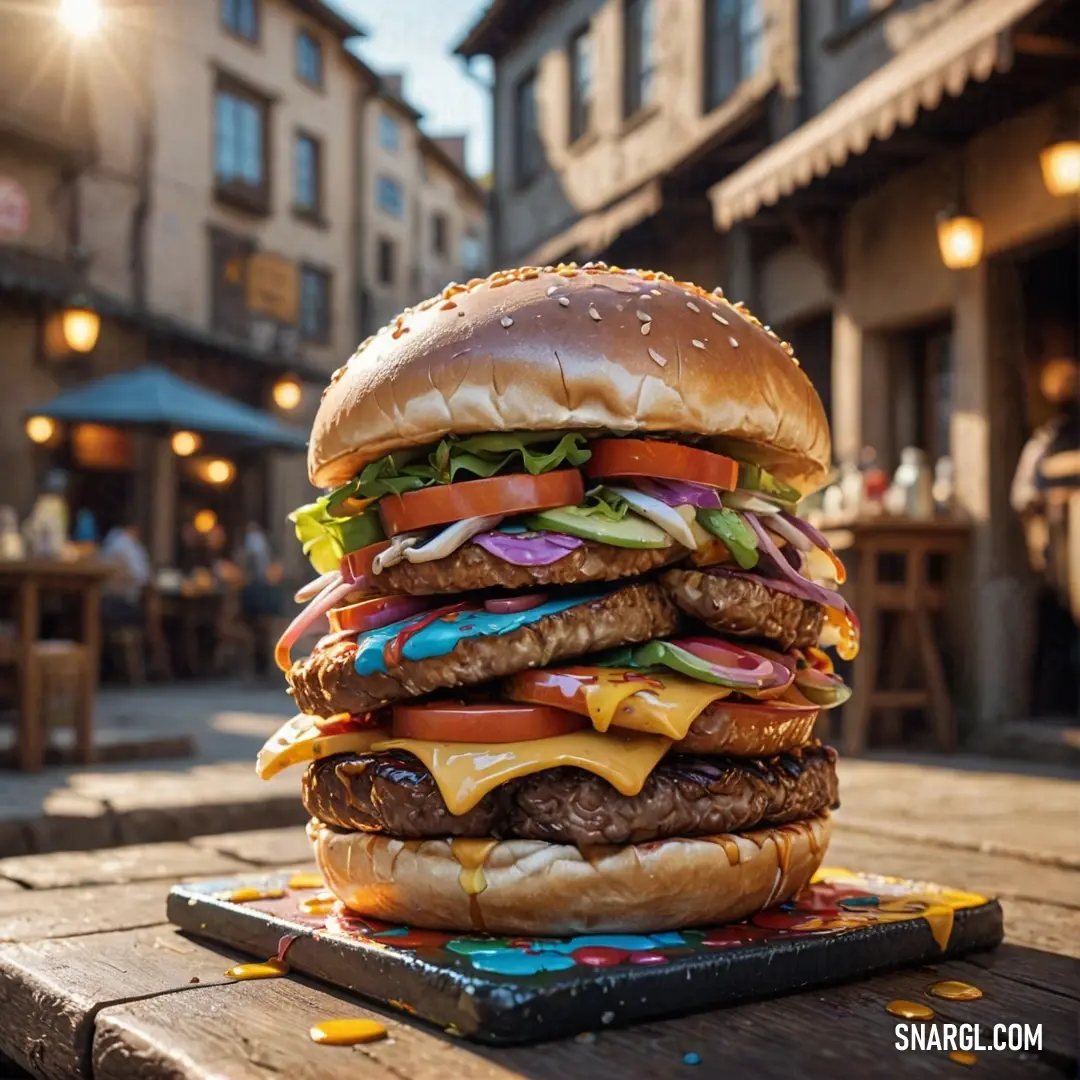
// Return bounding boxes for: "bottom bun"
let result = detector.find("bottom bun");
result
[309,812,831,935]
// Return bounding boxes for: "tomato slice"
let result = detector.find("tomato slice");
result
[329,595,433,634]
[503,667,601,715]
[391,702,588,742]
[585,439,738,491]
[342,542,391,584]
[378,470,584,536]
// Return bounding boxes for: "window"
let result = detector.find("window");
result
[461,230,484,277]
[209,228,255,337]
[513,70,542,188]
[379,112,401,152]
[376,174,404,217]
[299,266,331,343]
[214,79,269,210]
[623,0,656,118]
[293,131,322,217]
[704,0,764,110]
[296,30,323,88]
[377,237,396,285]
[568,25,593,143]
[221,0,258,42]
[431,213,448,258]
[838,0,872,20]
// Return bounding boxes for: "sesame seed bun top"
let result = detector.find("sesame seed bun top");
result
[310,264,832,494]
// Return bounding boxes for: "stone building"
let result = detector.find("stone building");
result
[459,0,1080,737]
[0,0,488,576]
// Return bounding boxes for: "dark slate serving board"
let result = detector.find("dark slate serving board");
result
[168,867,1003,1045]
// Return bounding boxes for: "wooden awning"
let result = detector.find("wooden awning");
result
[526,181,663,267]
[709,0,1046,230]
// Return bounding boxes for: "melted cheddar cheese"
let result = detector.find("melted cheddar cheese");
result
[370,730,672,815]
[582,669,733,738]
[256,715,388,780]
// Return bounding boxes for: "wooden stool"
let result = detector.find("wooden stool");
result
[27,640,94,764]
[827,519,971,756]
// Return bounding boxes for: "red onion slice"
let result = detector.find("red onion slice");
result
[333,596,435,634]
[634,477,724,509]
[275,577,357,672]
[472,530,584,566]
[780,511,848,584]
[483,593,550,614]
[672,637,794,692]
[294,569,341,604]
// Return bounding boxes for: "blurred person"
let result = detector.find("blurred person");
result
[1011,356,1080,715]
[100,522,151,628]
[236,521,283,675]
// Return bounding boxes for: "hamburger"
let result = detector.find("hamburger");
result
[258,263,860,935]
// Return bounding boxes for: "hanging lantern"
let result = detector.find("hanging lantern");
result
[936,208,984,270]
[1040,138,1080,197]
[171,431,202,457]
[61,301,101,353]
[205,458,236,486]
[272,375,302,411]
[25,416,57,445]
[193,509,218,534]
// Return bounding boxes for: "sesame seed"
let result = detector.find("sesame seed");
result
[648,348,668,367]
[501,316,513,328]
[558,296,570,307]
[729,336,739,348]
[636,310,652,323]
[440,301,456,311]
[588,305,601,321]
[490,278,511,288]
[713,286,725,297]
[558,268,578,277]
[640,321,652,335]
[546,286,560,297]
[686,302,700,313]
[522,269,540,279]
[712,312,729,325]
[692,339,705,349]
[650,289,662,296]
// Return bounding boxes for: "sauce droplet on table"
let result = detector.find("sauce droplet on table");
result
[929,980,983,1001]
[225,958,288,981]
[287,873,325,890]
[310,1019,388,1046]
[948,1050,977,1066]
[885,1000,935,1020]
[227,887,285,903]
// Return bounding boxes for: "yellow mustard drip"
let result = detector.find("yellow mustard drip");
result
[310,1019,388,1046]
[885,1000,935,1020]
[225,958,288,981]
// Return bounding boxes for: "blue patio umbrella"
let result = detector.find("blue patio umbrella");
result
[25,364,308,451]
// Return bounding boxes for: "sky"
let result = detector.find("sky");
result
[338,0,493,178]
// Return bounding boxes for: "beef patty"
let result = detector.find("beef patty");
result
[289,582,678,715]
[662,568,824,650]
[380,538,688,595]
[303,744,838,846]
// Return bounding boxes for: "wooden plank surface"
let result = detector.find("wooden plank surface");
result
[835,761,1080,867]
[0,881,174,944]
[0,843,250,890]
[90,950,1076,1080]
[190,828,315,867]
[0,926,246,1080]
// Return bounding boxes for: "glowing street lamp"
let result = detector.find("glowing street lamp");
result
[58,0,103,37]
[936,208,984,270]
[272,375,302,411]
[171,431,202,457]
[26,416,57,445]
[61,302,101,353]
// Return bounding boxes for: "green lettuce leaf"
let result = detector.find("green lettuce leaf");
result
[558,486,629,521]
[737,462,802,506]
[354,432,591,498]
[696,508,759,569]
[289,480,385,574]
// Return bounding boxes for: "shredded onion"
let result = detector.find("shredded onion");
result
[742,514,855,616]
[275,577,357,672]
[607,486,699,550]
[472,530,584,566]
[780,512,847,584]
[634,477,723,509]
[763,514,812,552]
[403,515,504,564]
[294,569,341,604]
[722,491,783,515]
[372,534,423,574]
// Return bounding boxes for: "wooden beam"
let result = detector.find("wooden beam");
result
[1013,32,1080,59]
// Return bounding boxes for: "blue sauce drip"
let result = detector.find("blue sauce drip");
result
[353,593,604,675]
[468,951,577,976]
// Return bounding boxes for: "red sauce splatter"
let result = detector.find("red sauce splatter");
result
[383,603,471,667]
[571,946,631,967]
[702,925,778,947]
[629,952,669,965]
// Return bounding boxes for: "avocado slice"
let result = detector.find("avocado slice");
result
[523,507,671,549]
[737,462,802,506]
[696,508,759,569]
[631,640,770,689]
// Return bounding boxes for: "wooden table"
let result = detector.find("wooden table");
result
[157,591,223,678]
[821,517,972,756]
[0,785,1076,1080]
[0,559,112,772]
